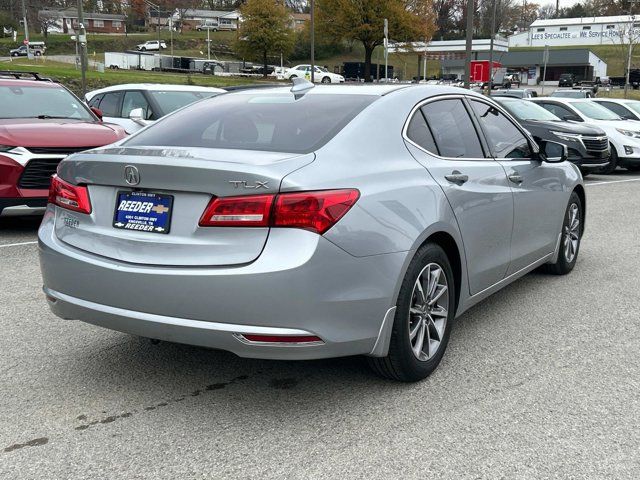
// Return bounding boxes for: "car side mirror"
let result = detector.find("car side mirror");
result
[129,107,146,125]
[537,140,568,163]
[90,107,103,120]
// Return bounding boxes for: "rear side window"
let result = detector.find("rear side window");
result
[99,92,123,117]
[420,99,484,158]
[598,101,633,118]
[406,110,438,154]
[88,94,103,108]
[469,100,531,159]
[122,91,152,119]
[126,93,377,154]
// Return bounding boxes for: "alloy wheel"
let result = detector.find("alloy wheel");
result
[564,203,580,263]
[408,263,449,361]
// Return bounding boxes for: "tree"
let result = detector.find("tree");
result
[317,0,436,82]
[235,0,295,77]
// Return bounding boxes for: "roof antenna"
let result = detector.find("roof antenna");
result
[290,77,314,99]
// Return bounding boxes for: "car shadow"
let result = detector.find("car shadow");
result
[0,215,43,233]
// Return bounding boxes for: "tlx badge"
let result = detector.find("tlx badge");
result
[229,180,269,189]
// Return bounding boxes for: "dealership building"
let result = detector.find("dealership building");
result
[509,15,639,48]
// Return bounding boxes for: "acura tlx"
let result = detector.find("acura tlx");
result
[39,81,584,381]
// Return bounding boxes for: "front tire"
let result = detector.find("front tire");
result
[599,144,618,174]
[321,76,331,84]
[543,191,583,275]
[369,243,455,382]
[140,47,146,51]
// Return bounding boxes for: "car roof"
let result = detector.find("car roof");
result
[224,83,412,97]
[0,78,59,88]
[533,97,587,105]
[86,83,226,97]
[593,98,638,104]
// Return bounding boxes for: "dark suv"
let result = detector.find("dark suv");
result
[558,73,576,87]
[494,96,610,175]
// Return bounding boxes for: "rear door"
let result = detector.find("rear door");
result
[468,99,565,274]
[404,96,514,295]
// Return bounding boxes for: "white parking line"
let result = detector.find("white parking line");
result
[0,241,38,248]
[586,178,640,186]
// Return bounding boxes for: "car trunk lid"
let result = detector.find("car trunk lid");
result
[54,146,314,266]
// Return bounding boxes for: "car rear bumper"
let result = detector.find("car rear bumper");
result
[38,206,406,360]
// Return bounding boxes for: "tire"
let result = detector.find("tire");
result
[321,76,331,84]
[542,191,583,276]
[12,52,18,57]
[599,144,618,174]
[140,47,146,51]
[35,51,41,56]
[368,243,455,382]
[289,75,297,79]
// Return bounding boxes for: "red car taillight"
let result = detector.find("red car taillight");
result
[199,189,359,235]
[48,175,92,214]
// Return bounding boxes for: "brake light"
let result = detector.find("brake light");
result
[199,189,359,234]
[48,175,92,214]
[273,189,360,234]
[198,194,274,227]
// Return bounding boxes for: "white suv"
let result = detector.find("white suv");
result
[86,84,224,134]
[136,40,167,51]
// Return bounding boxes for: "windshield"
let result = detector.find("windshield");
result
[0,85,95,120]
[497,98,560,121]
[126,93,377,154]
[624,101,640,115]
[570,101,622,120]
[148,90,220,115]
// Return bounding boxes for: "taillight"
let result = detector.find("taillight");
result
[199,189,359,234]
[198,194,274,227]
[48,175,92,214]
[273,189,360,234]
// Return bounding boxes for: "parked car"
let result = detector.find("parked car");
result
[493,96,610,175]
[592,98,640,122]
[559,73,576,87]
[0,72,126,217]
[532,97,640,173]
[550,89,595,99]
[39,83,584,382]
[85,84,225,134]
[136,40,166,51]
[9,45,44,57]
[196,20,220,31]
[284,65,345,84]
[493,88,538,99]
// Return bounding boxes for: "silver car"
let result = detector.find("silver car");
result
[39,83,585,381]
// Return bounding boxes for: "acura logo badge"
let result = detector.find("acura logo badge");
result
[124,165,140,186]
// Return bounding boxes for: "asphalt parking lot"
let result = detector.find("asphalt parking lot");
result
[1,171,640,479]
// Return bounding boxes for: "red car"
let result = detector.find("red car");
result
[0,72,126,217]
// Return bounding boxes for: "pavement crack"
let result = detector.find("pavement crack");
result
[3,437,48,453]
[73,373,251,432]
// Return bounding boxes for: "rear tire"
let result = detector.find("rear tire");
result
[542,191,583,275]
[368,243,455,382]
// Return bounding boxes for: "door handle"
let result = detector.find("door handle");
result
[508,173,524,184]
[444,171,469,185]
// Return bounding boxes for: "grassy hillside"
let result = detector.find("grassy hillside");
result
[0,58,269,96]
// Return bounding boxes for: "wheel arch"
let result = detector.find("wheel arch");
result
[421,231,462,314]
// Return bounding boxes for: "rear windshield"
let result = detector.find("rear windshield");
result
[125,92,377,154]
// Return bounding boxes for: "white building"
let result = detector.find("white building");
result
[509,15,640,48]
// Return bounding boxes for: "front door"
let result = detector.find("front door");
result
[405,97,514,295]
[468,99,565,274]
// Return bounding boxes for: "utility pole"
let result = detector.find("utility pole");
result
[464,0,474,88]
[77,0,87,97]
[487,0,497,96]
[207,24,210,61]
[383,18,389,82]
[625,2,640,99]
[21,0,30,58]
[541,44,549,95]
[310,0,315,83]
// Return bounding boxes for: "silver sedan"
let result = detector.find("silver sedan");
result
[39,83,584,381]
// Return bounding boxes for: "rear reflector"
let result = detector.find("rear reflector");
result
[48,175,92,214]
[241,334,323,344]
[199,189,359,234]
